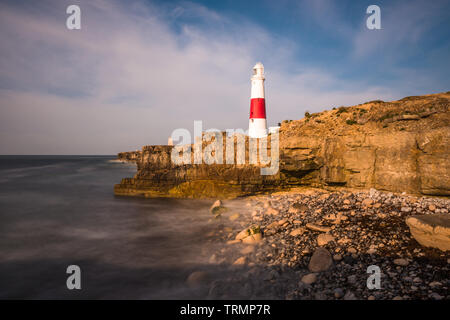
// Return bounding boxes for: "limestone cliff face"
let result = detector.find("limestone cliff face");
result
[115,138,282,199]
[115,92,450,198]
[117,151,140,162]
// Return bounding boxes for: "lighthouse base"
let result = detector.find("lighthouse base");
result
[249,118,268,138]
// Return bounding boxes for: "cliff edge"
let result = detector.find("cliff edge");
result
[115,91,450,198]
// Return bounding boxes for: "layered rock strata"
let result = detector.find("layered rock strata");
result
[115,92,450,198]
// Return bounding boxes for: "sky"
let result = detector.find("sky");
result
[0,0,449,154]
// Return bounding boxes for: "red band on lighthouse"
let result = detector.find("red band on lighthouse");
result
[250,98,266,119]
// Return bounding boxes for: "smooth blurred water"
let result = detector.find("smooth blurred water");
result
[0,156,221,299]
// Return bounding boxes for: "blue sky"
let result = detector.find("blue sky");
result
[162,0,450,92]
[0,0,449,154]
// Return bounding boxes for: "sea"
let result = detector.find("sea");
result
[0,155,227,299]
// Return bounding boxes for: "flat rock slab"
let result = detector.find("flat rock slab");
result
[306,223,331,233]
[405,214,450,251]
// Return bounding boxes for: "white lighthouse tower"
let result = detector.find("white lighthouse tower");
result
[248,62,268,138]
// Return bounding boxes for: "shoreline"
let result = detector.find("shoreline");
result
[196,188,449,300]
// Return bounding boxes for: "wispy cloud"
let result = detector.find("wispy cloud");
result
[352,0,450,58]
[0,0,432,154]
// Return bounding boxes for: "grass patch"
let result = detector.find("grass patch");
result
[358,108,368,116]
[250,226,261,234]
[365,100,384,104]
[378,112,398,122]
[400,95,421,101]
[337,106,348,114]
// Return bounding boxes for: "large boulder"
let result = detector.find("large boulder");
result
[405,214,450,251]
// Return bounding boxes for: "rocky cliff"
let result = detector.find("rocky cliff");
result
[117,151,140,162]
[114,92,450,198]
[115,135,282,198]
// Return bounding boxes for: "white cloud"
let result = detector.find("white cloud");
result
[0,0,396,154]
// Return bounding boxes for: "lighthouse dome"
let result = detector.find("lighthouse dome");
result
[252,62,264,77]
[254,62,264,68]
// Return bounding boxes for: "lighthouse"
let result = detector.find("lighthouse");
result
[248,62,268,138]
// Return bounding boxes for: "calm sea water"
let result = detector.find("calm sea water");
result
[0,156,222,299]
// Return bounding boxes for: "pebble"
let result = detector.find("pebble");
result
[334,288,344,298]
[301,273,317,285]
[308,248,333,272]
[393,258,409,266]
[317,234,335,246]
[343,291,356,300]
[429,292,443,300]
[266,207,279,215]
[347,275,357,284]
[428,281,442,288]
[290,227,306,236]
[233,257,247,265]
[306,223,331,233]
[333,254,343,261]
[206,189,449,300]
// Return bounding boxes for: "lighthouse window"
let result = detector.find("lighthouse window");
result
[253,68,257,75]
